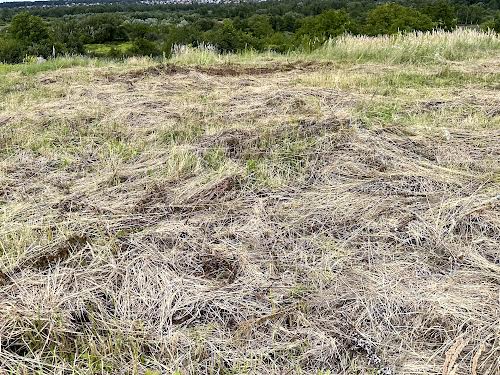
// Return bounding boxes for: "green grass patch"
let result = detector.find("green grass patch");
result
[85,42,134,57]
[0,56,105,76]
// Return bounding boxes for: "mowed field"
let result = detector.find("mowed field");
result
[0,30,499,374]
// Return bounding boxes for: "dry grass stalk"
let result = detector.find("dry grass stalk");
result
[471,342,486,375]
[443,336,469,375]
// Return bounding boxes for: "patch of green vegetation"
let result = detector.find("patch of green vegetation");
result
[297,66,500,96]
[159,122,205,145]
[164,146,200,180]
[85,42,134,57]
[354,100,403,128]
[0,56,104,76]
[245,137,313,187]
[203,147,227,170]
[105,139,143,162]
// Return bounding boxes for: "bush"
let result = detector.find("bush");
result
[5,12,54,60]
[481,12,500,33]
[0,37,24,63]
[79,14,126,44]
[128,38,160,56]
[265,32,296,53]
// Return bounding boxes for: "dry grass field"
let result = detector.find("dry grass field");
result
[0,30,499,374]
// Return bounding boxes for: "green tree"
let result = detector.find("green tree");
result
[9,12,50,44]
[79,14,126,44]
[272,12,301,33]
[422,0,457,31]
[296,9,357,48]
[481,12,500,32]
[203,20,252,52]
[52,19,85,55]
[7,12,53,58]
[462,4,491,25]
[247,15,274,38]
[264,32,296,53]
[365,4,434,35]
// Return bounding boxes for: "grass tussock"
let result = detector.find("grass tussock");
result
[0,30,499,374]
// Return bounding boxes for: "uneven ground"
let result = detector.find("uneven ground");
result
[0,32,499,374]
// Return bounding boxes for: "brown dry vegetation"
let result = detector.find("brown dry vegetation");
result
[0,32,499,374]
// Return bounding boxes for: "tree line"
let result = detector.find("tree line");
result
[0,0,499,63]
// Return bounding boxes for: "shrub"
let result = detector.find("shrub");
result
[128,38,160,56]
[265,32,296,53]
[481,12,500,33]
[0,37,24,63]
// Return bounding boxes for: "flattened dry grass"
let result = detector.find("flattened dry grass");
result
[0,31,499,374]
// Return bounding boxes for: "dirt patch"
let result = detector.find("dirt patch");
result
[31,235,88,271]
[39,77,57,85]
[199,129,258,158]
[290,116,352,137]
[106,61,330,83]
[0,235,89,287]
[195,251,240,283]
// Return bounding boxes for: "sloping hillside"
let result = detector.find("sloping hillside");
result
[0,30,499,374]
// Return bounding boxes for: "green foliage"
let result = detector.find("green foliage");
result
[247,14,274,38]
[79,13,126,44]
[0,37,24,63]
[9,12,50,44]
[265,32,296,53]
[86,42,133,57]
[365,4,434,35]
[51,19,85,55]
[203,19,253,52]
[422,0,457,31]
[128,38,160,56]
[5,12,53,59]
[481,12,500,32]
[297,9,357,49]
[272,12,301,33]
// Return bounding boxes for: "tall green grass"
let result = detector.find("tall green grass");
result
[316,28,500,63]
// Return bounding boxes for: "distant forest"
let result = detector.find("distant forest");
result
[1,0,499,62]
